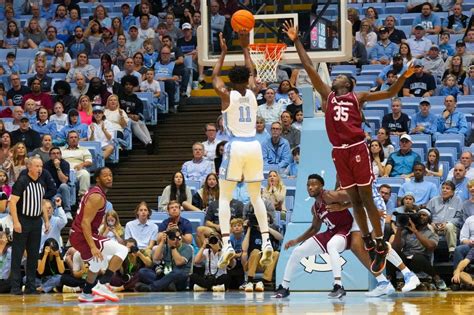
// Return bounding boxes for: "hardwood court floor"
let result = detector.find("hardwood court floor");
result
[1,291,473,315]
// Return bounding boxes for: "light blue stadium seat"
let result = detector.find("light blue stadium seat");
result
[384,5,406,15]
[331,65,357,76]
[426,34,439,45]
[136,92,158,125]
[427,96,446,106]
[398,25,412,36]
[435,134,465,156]
[356,75,377,87]
[437,147,458,168]
[390,135,400,149]
[430,106,444,116]
[181,211,206,234]
[388,192,398,208]
[457,95,474,105]
[286,187,296,198]
[360,64,385,76]
[283,178,297,188]
[69,169,77,206]
[365,101,390,116]
[411,134,432,155]
[412,147,426,161]
[404,109,417,120]
[0,49,15,60]
[440,161,450,181]
[285,195,295,212]
[89,59,101,70]
[150,211,169,227]
[354,85,369,92]
[186,180,202,192]
[16,49,39,60]
[79,141,105,171]
[424,176,440,187]
[375,177,405,194]
[364,109,384,131]
[400,16,415,26]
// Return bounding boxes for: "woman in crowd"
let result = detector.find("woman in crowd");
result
[355,19,377,52]
[214,141,227,175]
[28,51,48,74]
[377,127,395,158]
[93,4,112,28]
[0,132,12,166]
[190,173,220,211]
[364,6,382,30]
[77,95,93,125]
[5,142,28,184]
[399,42,414,67]
[111,17,125,41]
[84,19,103,50]
[98,53,120,80]
[110,34,130,70]
[133,52,147,77]
[3,21,24,49]
[275,80,292,106]
[442,54,467,92]
[215,115,229,142]
[51,42,72,73]
[425,148,443,178]
[104,94,129,142]
[66,52,97,83]
[369,139,386,178]
[159,171,193,211]
[88,105,115,160]
[99,210,125,244]
[262,170,287,216]
[23,18,46,49]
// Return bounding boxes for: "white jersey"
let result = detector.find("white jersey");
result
[223,89,257,138]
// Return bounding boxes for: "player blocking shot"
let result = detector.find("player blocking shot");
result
[274,174,353,299]
[69,167,128,303]
[211,31,274,269]
[282,20,415,274]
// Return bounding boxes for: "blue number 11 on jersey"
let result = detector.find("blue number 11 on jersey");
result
[239,106,252,122]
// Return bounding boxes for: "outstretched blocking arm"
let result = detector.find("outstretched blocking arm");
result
[212,33,231,110]
[358,66,415,103]
[240,31,258,94]
[282,20,331,111]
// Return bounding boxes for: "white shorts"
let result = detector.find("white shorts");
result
[349,210,386,234]
[219,138,263,182]
[87,239,128,273]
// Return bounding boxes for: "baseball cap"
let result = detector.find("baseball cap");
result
[20,116,29,122]
[102,26,113,33]
[456,39,466,47]
[121,3,130,8]
[418,208,431,217]
[69,109,79,116]
[6,52,15,58]
[92,105,104,113]
[379,27,388,33]
[429,45,439,51]
[392,53,402,60]
[414,24,425,30]
[400,134,412,142]
[182,23,192,30]
[413,59,423,67]
[419,97,430,105]
[128,25,139,32]
[402,191,415,199]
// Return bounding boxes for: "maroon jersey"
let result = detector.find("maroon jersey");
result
[325,91,366,147]
[311,190,353,235]
[71,186,107,234]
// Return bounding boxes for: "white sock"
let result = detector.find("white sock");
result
[376,274,388,283]
[334,279,342,286]
[400,267,410,276]
[386,248,403,267]
[222,236,230,248]
[282,280,290,289]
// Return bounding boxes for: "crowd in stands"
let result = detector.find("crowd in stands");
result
[0,0,473,295]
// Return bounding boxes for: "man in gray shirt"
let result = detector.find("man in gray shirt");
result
[426,180,463,255]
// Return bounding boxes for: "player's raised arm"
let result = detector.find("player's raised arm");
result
[239,30,258,94]
[282,20,331,111]
[358,65,415,103]
[212,33,231,108]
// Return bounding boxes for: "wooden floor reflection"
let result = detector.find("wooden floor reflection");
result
[0,291,473,315]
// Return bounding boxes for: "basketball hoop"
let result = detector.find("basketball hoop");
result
[248,43,287,83]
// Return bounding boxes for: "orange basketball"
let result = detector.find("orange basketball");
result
[231,10,255,32]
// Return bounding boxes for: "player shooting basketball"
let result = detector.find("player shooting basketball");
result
[282,20,415,274]
[211,31,274,269]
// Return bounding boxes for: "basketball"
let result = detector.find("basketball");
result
[231,10,255,32]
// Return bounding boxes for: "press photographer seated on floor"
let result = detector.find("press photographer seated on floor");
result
[388,208,447,290]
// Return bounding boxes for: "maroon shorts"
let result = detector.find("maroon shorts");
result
[332,141,374,189]
[70,230,109,261]
[313,231,351,253]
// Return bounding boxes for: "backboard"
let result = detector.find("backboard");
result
[197,0,352,66]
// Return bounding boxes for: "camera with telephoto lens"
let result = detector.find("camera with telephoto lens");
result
[0,225,12,243]
[130,245,139,254]
[393,211,421,228]
[166,230,181,241]
[206,233,220,248]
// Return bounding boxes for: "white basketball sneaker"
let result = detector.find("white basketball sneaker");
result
[259,240,274,266]
[218,244,235,269]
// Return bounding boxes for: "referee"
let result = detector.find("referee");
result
[9,157,51,295]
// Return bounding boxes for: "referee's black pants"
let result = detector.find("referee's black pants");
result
[10,216,42,293]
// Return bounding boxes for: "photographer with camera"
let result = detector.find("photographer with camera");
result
[109,238,152,292]
[243,207,282,293]
[0,225,12,293]
[390,192,419,240]
[389,208,447,290]
[135,227,193,292]
[36,238,65,293]
[191,232,231,292]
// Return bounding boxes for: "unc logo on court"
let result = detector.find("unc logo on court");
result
[300,254,347,273]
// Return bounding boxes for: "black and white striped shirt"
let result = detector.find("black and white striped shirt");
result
[11,174,46,217]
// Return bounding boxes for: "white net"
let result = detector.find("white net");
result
[248,44,287,83]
